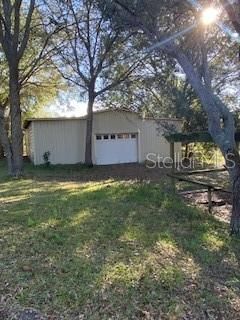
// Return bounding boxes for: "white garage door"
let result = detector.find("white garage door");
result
[95,133,138,165]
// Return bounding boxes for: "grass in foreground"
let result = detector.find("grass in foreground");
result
[0,161,240,319]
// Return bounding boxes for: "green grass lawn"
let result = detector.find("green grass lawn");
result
[0,160,240,319]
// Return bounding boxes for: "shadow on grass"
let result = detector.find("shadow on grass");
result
[0,177,240,319]
[0,158,171,185]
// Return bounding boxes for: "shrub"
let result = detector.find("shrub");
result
[43,151,51,167]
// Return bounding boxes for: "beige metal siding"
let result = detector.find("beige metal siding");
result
[25,126,30,158]
[92,112,182,163]
[29,111,182,165]
[140,120,171,162]
[140,119,182,163]
[25,123,35,162]
[33,119,86,165]
[93,111,140,133]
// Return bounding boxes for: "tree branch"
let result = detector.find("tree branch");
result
[95,62,139,97]
[17,0,35,61]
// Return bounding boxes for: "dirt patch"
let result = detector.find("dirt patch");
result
[0,298,47,320]
[181,190,232,223]
[26,164,171,183]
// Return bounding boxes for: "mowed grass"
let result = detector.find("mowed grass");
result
[0,160,240,319]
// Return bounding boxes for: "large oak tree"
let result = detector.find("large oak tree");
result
[0,0,64,176]
[105,0,240,234]
[47,0,139,166]
[0,0,36,175]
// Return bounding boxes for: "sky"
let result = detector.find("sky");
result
[48,99,88,117]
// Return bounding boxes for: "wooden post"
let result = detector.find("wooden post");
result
[237,142,240,154]
[207,187,212,213]
[170,142,175,192]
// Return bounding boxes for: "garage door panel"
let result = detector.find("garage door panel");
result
[95,134,138,165]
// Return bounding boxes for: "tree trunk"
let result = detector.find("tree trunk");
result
[0,143,4,159]
[171,49,240,235]
[107,0,240,235]
[9,66,23,176]
[226,150,240,235]
[85,92,95,167]
[231,174,240,235]
[0,109,13,175]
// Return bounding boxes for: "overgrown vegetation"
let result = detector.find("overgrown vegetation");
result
[0,160,239,319]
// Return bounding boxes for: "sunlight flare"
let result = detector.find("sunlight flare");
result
[201,7,220,25]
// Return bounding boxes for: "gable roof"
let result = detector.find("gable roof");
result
[23,109,183,129]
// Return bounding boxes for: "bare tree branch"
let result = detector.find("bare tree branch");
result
[17,0,35,61]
